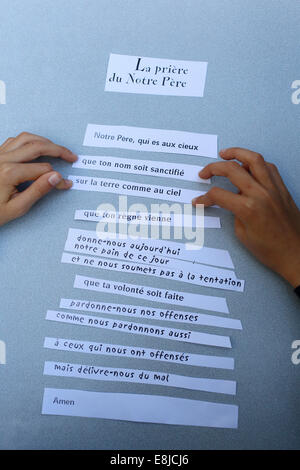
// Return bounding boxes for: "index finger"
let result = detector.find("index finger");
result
[0,132,51,153]
[1,141,78,163]
[219,147,273,189]
[192,187,249,220]
[199,161,260,195]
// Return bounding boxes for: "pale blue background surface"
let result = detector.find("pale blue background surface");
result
[0,0,299,449]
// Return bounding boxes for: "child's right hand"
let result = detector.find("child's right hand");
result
[192,147,300,288]
[0,132,77,226]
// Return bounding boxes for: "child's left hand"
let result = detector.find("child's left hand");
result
[0,132,77,226]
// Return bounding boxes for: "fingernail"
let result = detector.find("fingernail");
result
[48,173,62,186]
[65,179,73,187]
[219,149,226,156]
[71,153,78,161]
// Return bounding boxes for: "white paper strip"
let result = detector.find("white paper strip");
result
[43,361,236,395]
[45,310,231,348]
[64,230,236,275]
[69,174,203,203]
[74,275,229,314]
[59,298,242,330]
[73,155,210,184]
[44,337,235,369]
[83,124,218,159]
[105,54,208,97]
[62,252,244,292]
[65,228,233,268]
[74,210,221,228]
[42,388,239,428]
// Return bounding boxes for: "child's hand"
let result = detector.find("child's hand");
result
[192,147,300,288]
[0,132,77,226]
